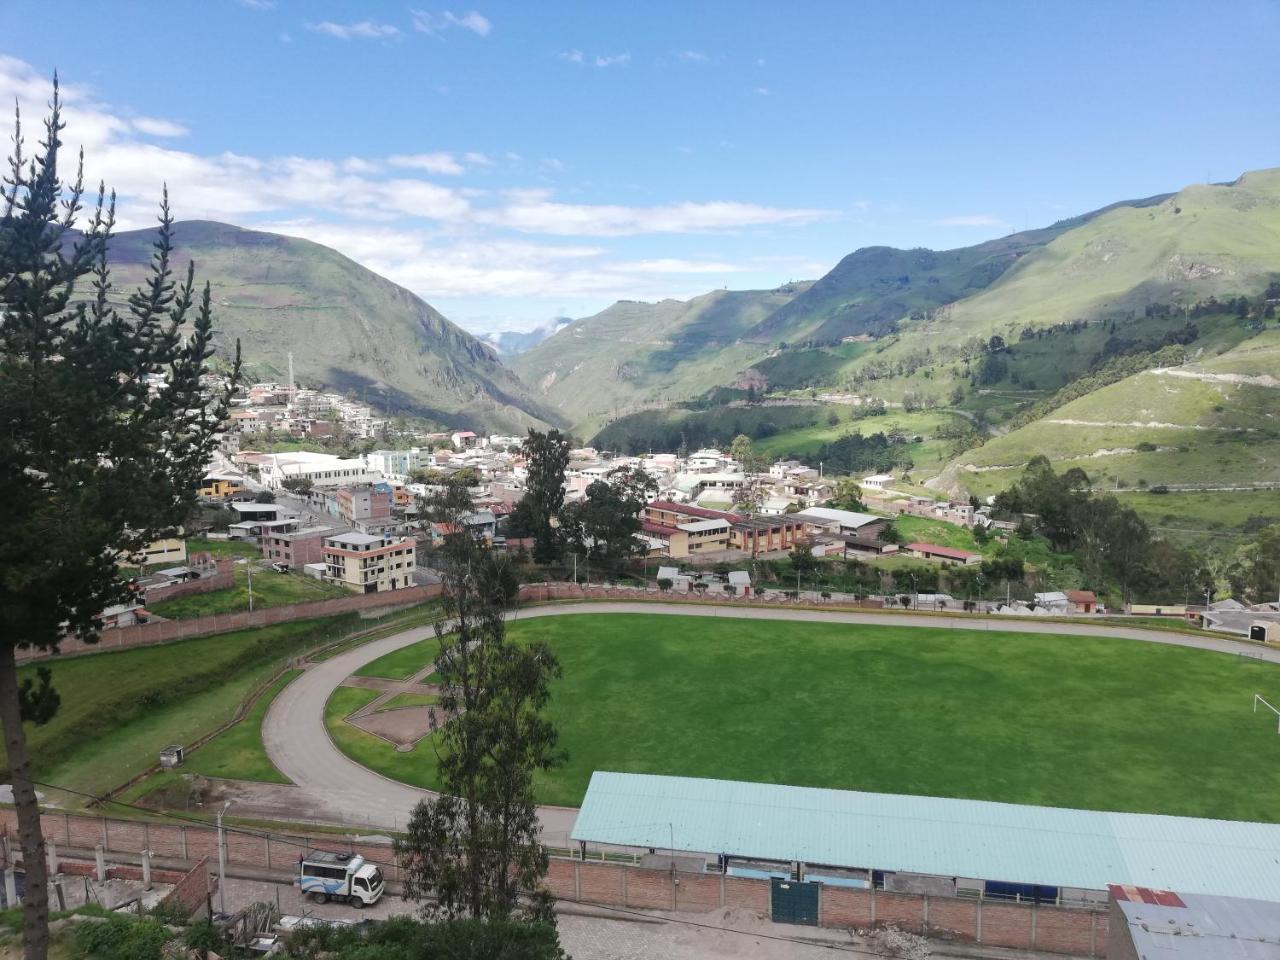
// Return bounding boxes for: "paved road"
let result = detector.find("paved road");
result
[263,602,1280,838]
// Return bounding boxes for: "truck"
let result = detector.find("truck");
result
[296,851,385,907]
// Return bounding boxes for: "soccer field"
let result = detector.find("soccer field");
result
[332,613,1280,819]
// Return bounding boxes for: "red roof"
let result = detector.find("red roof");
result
[647,499,742,522]
[642,521,680,537]
[1107,884,1185,907]
[906,542,980,561]
[1064,590,1097,603]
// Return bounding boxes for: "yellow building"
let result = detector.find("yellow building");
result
[198,477,244,499]
[119,537,187,569]
[322,532,416,593]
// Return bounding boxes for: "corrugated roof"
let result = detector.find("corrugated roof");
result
[1112,890,1280,959]
[571,773,1280,900]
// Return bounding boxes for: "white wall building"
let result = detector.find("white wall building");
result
[260,452,384,490]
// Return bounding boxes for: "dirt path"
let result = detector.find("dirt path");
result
[260,602,1280,839]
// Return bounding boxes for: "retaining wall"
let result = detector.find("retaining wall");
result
[16,584,442,663]
[1,810,1106,956]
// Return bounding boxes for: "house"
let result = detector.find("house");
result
[259,452,383,490]
[843,535,899,559]
[261,524,348,569]
[860,474,895,491]
[727,570,752,596]
[1128,603,1190,618]
[119,536,187,569]
[197,476,244,499]
[451,430,478,450]
[100,601,146,628]
[323,532,416,593]
[644,500,803,557]
[905,542,983,565]
[230,502,296,524]
[792,507,888,539]
[1064,590,1098,614]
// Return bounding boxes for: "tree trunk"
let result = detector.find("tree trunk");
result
[0,647,50,960]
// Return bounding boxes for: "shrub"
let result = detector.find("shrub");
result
[74,915,170,960]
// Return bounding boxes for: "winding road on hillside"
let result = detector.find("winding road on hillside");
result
[262,602,1280,841]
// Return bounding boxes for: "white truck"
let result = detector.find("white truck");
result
[296,851,385,907]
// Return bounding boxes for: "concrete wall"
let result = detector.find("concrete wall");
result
[143,561,236,604]
[2,810,1107,956]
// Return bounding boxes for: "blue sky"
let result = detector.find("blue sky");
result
[5,0,1279,333]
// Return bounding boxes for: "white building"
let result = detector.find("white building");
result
[861,474,895,491]
[259,452,384,490]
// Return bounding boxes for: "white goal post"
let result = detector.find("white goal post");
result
[1254,694,1280,733]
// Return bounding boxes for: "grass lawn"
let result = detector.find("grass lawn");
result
[378,691,440,711]
[890,516,985,553]
[182,670,303,783]
[329,613,1280,819]
[10,614,371,801]
[354,638,438,680]
[186,537,261,559]
[149,566,349,619]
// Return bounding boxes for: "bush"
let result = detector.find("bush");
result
[74,915,170,960]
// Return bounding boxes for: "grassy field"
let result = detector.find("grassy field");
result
[10,613,380,801]
[327,613,1280,819]
[889,515,985,552]
[753,409,964,477]
[185,537,261,559]
[181,670,302,783]
[354,638,438,680]
[148,565,350,619]
[1118,489,1280,546]
[378,691,440,711]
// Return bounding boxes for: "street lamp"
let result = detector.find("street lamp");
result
[216,801,232,915]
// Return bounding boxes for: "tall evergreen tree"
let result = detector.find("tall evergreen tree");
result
[519,428,570,564]
[397,479,563,923]
[0,83,238,960]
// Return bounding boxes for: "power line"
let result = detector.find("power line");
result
[27,778,894,958]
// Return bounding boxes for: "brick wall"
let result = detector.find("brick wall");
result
[143,560,236,604]
[16,583,442,663]
[2,810,1106,956]
[160,857,213,918]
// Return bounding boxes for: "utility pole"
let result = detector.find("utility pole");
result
[246,564,254,612]
[216,801,231,915]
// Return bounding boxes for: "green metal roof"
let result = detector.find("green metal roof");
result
[571,772,1280,899]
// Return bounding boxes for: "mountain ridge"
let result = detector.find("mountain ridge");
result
[98,221,562,432]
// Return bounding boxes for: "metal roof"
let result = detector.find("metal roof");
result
[571,773,1280,900]
[1112,890,1280,959]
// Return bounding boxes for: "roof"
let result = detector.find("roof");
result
[326,532,386,548]
[648,500,741,522]
[1065,590,1098,603]
[727,571,751,586]
[1110,888,1280,959]
[572,772,1280,901]
[641,521,680,537]
[906,542,980,560]
[678,519,731,533]
[792,507,884,529]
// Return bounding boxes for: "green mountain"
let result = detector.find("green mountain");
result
[746,194,1171,346]
[948,326,1280,488]
[102,221,561,432]
[512,285,810,434]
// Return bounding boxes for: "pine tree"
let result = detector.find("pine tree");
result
[397,480,563,925]
[0,82,239,960]
[520,428,570,564]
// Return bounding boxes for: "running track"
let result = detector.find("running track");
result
[262,602,1280,840]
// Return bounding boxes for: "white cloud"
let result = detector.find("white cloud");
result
[411,9,492,37]
[752,86,770,96]
[594,53,630,67]
[676,50,710,63]
[558,49,585,64]
[388,152,464,175]
[0,56,829,312]
[131,116,188,137]
[306,20,400,40]
[486,198,831,237]
[934,214,1010,228]
[238,0,275,9]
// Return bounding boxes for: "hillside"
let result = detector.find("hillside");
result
[745,192,1170,346]
[940,327,1280,497]
[102,221,561,432]
[512,285,809,434]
